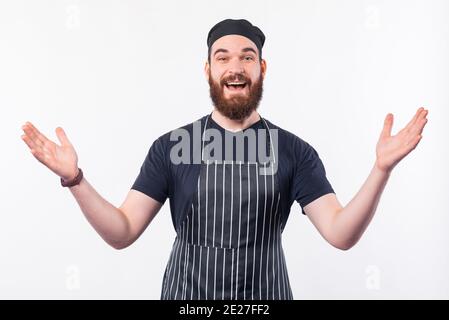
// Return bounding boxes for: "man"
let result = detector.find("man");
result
[21,19,428,300]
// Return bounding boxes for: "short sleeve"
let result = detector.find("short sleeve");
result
[291,139,335,215]
[131,136,170,204]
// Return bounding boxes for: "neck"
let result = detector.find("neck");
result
[211,109,261,132]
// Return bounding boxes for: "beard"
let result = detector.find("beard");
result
[208,70,264,121]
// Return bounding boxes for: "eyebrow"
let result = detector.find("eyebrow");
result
[213,47,258,57]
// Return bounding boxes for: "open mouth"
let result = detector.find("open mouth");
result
[224,81,248,91]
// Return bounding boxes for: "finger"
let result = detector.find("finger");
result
[25,122,50,146]
[21,134,39,151]
[417,108,429,122]
[380,113,394,139]
[404,107,425,130]
[55,127,72,146]
[22,124,45,148]
[409,116,428,137]
[21,133,50,163]
[412,108,428,125]
[408,109,428,133]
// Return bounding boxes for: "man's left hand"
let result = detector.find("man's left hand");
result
[375,107,429,173]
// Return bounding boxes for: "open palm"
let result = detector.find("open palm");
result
[376,107,428,173]
[21,122,79,181]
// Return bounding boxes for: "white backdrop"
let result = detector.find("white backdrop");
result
[1,0,448,299]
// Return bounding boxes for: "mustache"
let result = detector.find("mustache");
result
[220,74,252,87]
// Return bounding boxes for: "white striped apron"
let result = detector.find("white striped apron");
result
[161,115,293,300]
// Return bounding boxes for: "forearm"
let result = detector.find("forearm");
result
[332,162,391,248]
[68,176,131,248]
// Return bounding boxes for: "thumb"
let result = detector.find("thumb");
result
[380,113,393,139]
[55,127,72,146]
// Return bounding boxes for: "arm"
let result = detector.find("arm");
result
[304,166,389,250]
[69,180,162,249]
[21,122,162,249]
[304,107,429,250]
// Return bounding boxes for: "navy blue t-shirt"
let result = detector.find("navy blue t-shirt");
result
[131,114,335,231]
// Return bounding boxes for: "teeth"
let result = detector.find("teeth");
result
[227,82,245,85]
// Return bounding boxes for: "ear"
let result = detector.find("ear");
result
[260,59,267,79]
[204,61,210,82]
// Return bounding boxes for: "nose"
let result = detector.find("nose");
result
[226,57,245,75]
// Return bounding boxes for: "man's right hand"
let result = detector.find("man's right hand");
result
[21,122,79,181]
[20,121,163,249]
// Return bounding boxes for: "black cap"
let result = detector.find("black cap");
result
[207,19,265,59]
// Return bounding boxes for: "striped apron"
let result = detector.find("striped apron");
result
[161,115,293,300]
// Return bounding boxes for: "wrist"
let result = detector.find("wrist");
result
[61,168,83,187]
[63,168,79,181]
[374,161,392,176]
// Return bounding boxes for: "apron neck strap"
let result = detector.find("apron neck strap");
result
[201,113,275,164]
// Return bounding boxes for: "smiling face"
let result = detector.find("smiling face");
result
[205,35,267,120]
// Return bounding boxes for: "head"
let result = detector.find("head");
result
[205,20,267,121]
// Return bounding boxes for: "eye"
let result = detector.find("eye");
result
[217,57,227,62]
[244,56,254,61]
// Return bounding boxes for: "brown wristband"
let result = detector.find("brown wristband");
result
[61,168,83,187]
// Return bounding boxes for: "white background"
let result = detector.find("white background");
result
[1,0,448,299]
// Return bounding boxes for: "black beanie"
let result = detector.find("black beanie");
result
[207,19,265,59]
